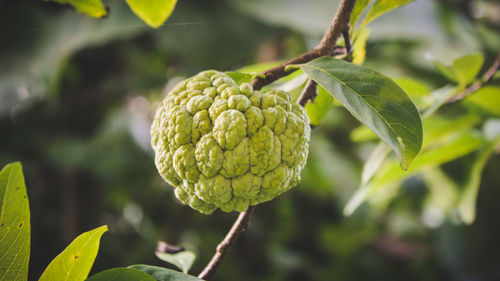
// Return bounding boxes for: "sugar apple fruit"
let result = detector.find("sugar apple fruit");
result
[151,70,310,214]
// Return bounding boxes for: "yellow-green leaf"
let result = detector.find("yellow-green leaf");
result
[48,0,108,18]
[344,131,485,215]
[87,268,156,281]
[129,264,202,281]
[434,53,484,87]
[125,0,178,28]
[39,225,108,281]
[0,162,30,281]
[352,28,370,65]
[360,0,414,29]
[465,86,500,117]
[350,0,371,29]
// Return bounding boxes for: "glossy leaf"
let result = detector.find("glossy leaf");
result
[360,0,414,29]
[125,0,178,28]
[465,86,500,117]
[434,53,484,87]
[392,77,430,98]
[0,162,30,281]
[345,131,485,215]
[155,250,196,274]
[351,113,481,148]
[422,114,481,149]
[39,225,108,281]
[393,77,431,110]
[129,265,201,281]
[301,56,423,169]
[305,85,335,126]
[457,136,500,224]
[86,268,155,281]
[352,28,370,65]
[49,0,108,18]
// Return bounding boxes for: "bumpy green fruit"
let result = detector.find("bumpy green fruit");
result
[151,70,310,214]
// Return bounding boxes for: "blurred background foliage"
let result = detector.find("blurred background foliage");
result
[1,0,500,280]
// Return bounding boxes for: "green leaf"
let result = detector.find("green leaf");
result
[392,77,430,98]
[155,250,196,274]
[344,131,485,215]
[129,265,201,281]
[375,132,484,187]
[433,53,484,87]
[457,136,500,224]
[305,85,335,126]
[393,77,431,110]
[422,114,481,149]
[48,0,108,18]
[301,56,423,170]
[39,225,108,281]
[125,0,178,28]
[350,0,371,28]
[360,0,414,29]
[86,268,156,281]
[465,86,500,117]
[351,113,481,148]
[0,162,30,281]
[352,28,370,65]
[225,72,256,85]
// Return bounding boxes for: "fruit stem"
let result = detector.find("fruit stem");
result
[198,206,256,280]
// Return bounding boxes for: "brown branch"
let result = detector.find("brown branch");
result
[251,51,322,90]
[198,206,256,281]
[343,29,353,62]
[297,79,318,107]
[251,0,356,92]
[447,51,500,104]
[313,0,356,56]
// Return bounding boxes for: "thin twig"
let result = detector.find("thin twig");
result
[251,51,322,90]
[198,206,256,280]
[343,29,353,62]
[297,80,318,107]
[297,0,356,106]
[447,51,500,103]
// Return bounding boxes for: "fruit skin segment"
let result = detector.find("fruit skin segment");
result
[151,70,311,214]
